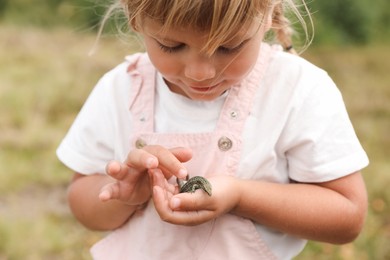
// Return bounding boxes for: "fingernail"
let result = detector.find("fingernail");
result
[146,157,156,168]
[171,197,181,209]
[99,190,110,201]
[178,168,188,179]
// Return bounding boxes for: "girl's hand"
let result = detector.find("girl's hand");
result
[99,146,192,206]
[150,169,241,225]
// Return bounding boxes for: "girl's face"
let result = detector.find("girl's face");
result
[141,18,270,101]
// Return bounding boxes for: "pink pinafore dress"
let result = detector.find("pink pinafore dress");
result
[91,44,278,259]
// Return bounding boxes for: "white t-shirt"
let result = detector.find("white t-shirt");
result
[57,48,369,259]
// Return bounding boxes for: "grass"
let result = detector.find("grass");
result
[0,25,389,259]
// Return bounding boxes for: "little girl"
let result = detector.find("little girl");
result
[57,0,369,259]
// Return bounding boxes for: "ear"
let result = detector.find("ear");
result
[130,21,140,32]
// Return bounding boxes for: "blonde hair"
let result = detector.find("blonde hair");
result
[271,0,312,54]
[99,0,312,55]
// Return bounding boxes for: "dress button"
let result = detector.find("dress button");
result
[218,136,233,151]
[135,138,147,148]
[230,110,238,119]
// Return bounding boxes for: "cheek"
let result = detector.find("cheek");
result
[230,40,262,78]
[144,41,180,77]
[149,53,180,77]
[223,51,258,80]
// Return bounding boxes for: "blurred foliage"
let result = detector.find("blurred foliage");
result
[308,0,390,44]
[0,0,123,33]
[0,0,389,45]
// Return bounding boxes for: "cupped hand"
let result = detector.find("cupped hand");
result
[150,169,241,226]
[99,146,192,206]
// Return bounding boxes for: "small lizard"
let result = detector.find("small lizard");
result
[176,175,212,196]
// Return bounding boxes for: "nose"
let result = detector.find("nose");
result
[184,54,216,82]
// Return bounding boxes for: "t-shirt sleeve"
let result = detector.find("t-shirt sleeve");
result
[56,63,132,175]
[281,72,369,182]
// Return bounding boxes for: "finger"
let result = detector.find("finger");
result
[149,168,176,195]
[150,169,174,213]
[106,160,147,186]
[106,160,130,181]
[169,147,193,163]
[99,182,119,202]
[155,190,214,226]
[156,147,193,179]
[126,148,159,170]
[170,191,213,211]
[144,146,189,178]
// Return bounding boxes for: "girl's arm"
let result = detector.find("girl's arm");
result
[232,171,367,244]
[151,171,367,244]
[67,173,138,231]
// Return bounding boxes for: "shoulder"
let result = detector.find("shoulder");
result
[267,47,330,86]
[262,46,340,107]
[72,52,152,127]
[92,52,151,102]
[100,52,148,85]
[99,52,151,81]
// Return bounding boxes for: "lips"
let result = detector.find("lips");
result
[189,83,220,92]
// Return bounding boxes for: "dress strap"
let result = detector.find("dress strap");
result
[126,53,156,133]
[216,43,275,134]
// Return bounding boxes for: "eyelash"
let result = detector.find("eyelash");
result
[158,43,184,53]
[157,41,245,54]
[218,42,245,54]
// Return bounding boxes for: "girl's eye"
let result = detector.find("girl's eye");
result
[158,42,184,53]
[218,38,251,54]
[218,41,247,54]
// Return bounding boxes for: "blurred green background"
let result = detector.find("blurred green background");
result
[0,0,389,259]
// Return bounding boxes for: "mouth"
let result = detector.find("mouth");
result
[189,83,220,92]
